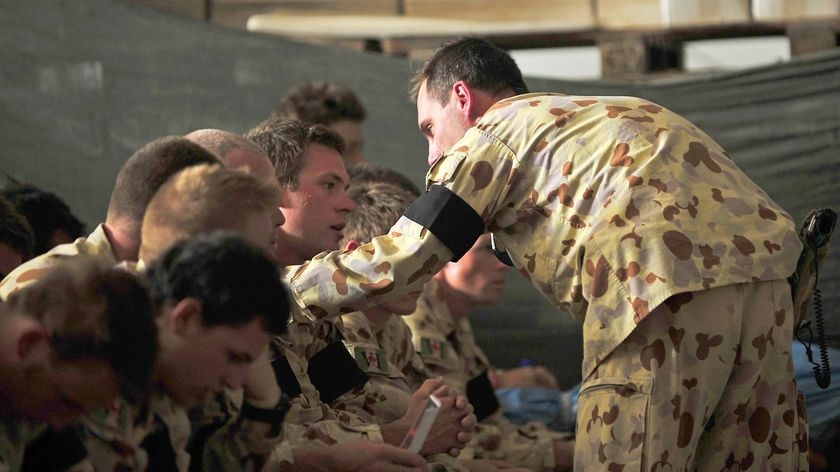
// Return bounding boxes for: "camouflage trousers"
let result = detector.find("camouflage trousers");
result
[574,279,809,471]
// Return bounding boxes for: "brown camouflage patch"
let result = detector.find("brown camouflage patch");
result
[610,143,635,167]
[639,104,663,113]
[732,234,756,256]
[684,142,722,173]
[663,230,693,261]
[758,204,778,221]
[665,292,694,313]
[610,215,626,227]
[332,270,348,295]
[623,115,655,123]
[470,160,494,192]
[573,99,598,107]
[649,178,667,193]
[586,256,611,298]
[764,240,781,254]
[698,244,721,269]
[360,278,394,298]
[605,105,632,118]
[641,339,666,370]
[749,407,771,442]
[668,326,685,353]
[373,261,391,274]
[562,160,573,176]
[695,333,723,360]
[620,228,643,248]
[550,108,576,128]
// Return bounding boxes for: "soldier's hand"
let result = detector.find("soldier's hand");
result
[428,383,476,454]
[242,346,281,408]
[413,380,475,457]
[295,440,428,472]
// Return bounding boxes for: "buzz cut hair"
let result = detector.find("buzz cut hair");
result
[341,181,417,244]
[410,36,528,105]
[139,163,279,263]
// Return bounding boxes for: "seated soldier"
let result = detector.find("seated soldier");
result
[0,136,219,300]
[79,232,290,472]
[240,118,475,465]
[340,180,532,472]
[406,234,574,472]
[76,164,289,471]
[0,258,157,472]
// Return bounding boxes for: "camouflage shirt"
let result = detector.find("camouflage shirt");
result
[288,94,801,380]
[0,224,115,301]
[406,278,562,471]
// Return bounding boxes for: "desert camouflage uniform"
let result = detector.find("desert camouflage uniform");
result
[407,277,563,471]
[287,94,807,470]
[273,289,385,432]
[200,304,384,471]
[0,224,114,301]
[340,311,468,472]
[0,420,44,472]
[75,389,191,471]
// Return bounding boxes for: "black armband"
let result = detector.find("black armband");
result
[308,338,369,404]
[403,185,485,261]
[467,370,501,422]
[241,393,291,436]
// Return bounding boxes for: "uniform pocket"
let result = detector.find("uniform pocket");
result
[575,376,651,471]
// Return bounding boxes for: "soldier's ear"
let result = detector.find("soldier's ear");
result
[344,240,362,251]
[15,323,48,362]
[169,298,204,337]
[452,81,474,119]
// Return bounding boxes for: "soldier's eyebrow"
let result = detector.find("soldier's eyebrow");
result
[226,350,254,364]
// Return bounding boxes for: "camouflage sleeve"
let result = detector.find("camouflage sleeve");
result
[467,413,563,472]
[199,390,290,472]
[290,127,516,321]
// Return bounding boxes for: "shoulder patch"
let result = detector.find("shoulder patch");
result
[353,346,390,375]
[419,337,448,360]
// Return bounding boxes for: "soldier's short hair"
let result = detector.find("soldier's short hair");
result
[106,136,219,238]
[2,184,85,256]
[185,129,267,167]
[410,36,529,105]
[342,181,417,244]
[245,118,344,190]
[273,81,366,125]
[0,195,35,263]
[5,257,157,403]
[146,232,289,336]
[348,163,421,197]
[139,164,279,263]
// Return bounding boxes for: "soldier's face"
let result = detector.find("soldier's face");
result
[439,234,508,306]
[157,308,269,407]
[236,207,283,256]
[275,144,356,265]
[0,353,120,430]
[417,80,474,167]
